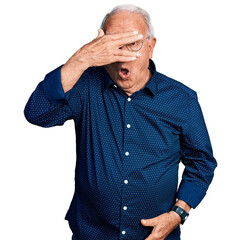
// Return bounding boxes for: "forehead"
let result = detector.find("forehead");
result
[104,11,147,34]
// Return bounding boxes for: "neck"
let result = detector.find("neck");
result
[124,70,152,96]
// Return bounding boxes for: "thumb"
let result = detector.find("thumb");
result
[141,218,156,227]
[97,29,104,38]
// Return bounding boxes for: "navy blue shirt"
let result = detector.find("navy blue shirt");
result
[24,60,217,240]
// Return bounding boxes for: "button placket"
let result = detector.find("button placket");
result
[119,96,133,238]
[124,97,132,159]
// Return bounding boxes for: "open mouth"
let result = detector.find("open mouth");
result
[119,68,130,79]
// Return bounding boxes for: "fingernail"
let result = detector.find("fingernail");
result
[136,52,141,57]
[142,219,146,224]
[133,30,138,34]
[138,34,143,39]
[131,57,137,60]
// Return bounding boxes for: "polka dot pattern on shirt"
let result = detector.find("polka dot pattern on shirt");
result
[24,60,217,240]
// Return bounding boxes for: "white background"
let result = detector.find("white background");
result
[1,0,240,239]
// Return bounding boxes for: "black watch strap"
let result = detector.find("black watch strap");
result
[171,206,189,224]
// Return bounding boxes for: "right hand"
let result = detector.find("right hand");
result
[61,29,143,92]
[70,29,143,68]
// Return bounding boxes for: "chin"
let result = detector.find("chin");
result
[117,79,134,88]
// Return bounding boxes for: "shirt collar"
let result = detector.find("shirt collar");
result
[103,59,158,97]
[144,59,157,97]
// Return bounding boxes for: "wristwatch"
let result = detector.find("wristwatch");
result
[171,206,189,225]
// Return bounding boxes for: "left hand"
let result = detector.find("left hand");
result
[141,211,181,240]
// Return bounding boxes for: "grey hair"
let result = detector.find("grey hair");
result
[100,4,155,39]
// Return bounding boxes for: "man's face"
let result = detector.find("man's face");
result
[104,11,156,94]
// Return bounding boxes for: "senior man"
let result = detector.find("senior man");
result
[24,4,217,240]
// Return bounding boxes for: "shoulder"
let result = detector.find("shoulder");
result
[155,71,198,100]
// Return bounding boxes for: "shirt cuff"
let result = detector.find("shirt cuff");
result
[42,65,66,105]
[176,180,207,209]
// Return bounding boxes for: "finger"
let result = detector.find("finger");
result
[112,56,137,63]
[107,30,139,40]
[97,29,105,38]
[141,218,157,227]
[147,227,164,240]
[145,234,156,240]
[145,229,158,240]
[114,34,144,48]
[113,49,141,58]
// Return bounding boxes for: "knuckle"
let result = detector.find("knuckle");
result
[101,38,107,44]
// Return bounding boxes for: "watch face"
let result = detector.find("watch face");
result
[171,206,189,224]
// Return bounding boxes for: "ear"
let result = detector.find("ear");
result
[148,37,156,59]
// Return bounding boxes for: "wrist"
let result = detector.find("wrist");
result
[174,199,191,213]
[171,205,189,225]
[65,56,89,74]
[61,59,88,93]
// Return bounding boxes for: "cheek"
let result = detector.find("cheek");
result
[106,64,117,73]
[136,52,150,69]
[105,64,118,79]
[141,46,151,62]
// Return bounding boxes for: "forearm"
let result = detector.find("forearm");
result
[61,57,89,93]
[178,92,217,208]
[24,65,74,127]
[24,81,72,127]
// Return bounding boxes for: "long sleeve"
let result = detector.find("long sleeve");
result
[24,65,75,128]
[177,92,217,208]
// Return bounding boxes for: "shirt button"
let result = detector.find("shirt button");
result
[124,180,128,184]
[127,97,131,102]
[127,124,131,128]
[122,231,126,235]
[114,84,117,88]
[123,206,127,210]
[125,152,129,156]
